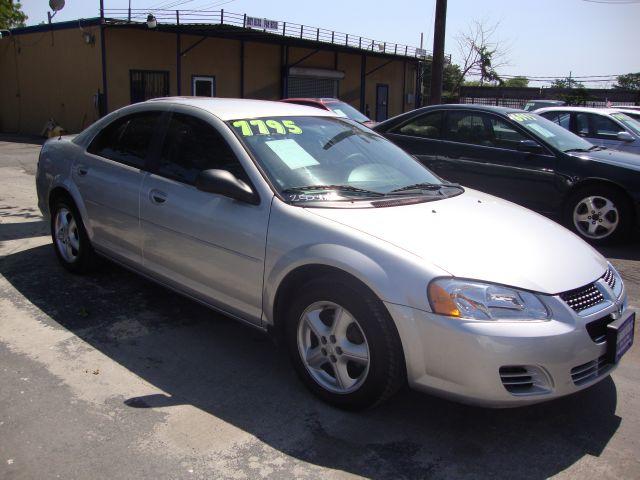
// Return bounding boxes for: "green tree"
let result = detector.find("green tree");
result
[550,77,584,89]
[503,76,529,88]
[0,0,27,29]
[614,73,640,90]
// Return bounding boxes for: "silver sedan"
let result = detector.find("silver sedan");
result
[36,98,635,409]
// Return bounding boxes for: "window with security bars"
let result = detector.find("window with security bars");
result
[287,77,338,98]
[130,70,170,104]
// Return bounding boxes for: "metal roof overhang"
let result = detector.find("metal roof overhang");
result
[103,20,421,63]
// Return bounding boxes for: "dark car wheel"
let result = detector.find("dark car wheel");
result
[50,197,98,273]
[285,276,405,410]
[564,186,632,245]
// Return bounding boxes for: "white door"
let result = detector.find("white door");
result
[192,76,215,97]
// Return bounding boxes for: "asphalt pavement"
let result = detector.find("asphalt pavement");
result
[0,134,638,479]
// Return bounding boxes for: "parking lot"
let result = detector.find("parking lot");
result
[0,135,638,479]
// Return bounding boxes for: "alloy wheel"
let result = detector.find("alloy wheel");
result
[573,195,619,240]
[297,301,370,394]
[54,207,80,263]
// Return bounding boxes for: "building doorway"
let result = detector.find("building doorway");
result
[192,76,216,97]
[376,84,389,122]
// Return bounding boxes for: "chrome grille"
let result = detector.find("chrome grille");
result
[603,267,616,290]
[571,355,609,386]
[559,283,604,312]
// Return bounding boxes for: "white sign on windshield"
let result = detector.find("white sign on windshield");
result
[266,139,319,170]
[528,123,555,138]
[332,109,348,118]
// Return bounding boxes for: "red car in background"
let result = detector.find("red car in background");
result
[280,98,376,128]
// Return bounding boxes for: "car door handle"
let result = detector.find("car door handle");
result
[76,165,88,176]
[149,189,167,205]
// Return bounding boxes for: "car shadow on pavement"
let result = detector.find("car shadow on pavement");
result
[0,220,48,241]
[0,243,623,480]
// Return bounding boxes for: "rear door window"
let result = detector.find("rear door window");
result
[87,112,161,169]
[396,111,442,139]
[575,113,590,137]
[540,111,570,129]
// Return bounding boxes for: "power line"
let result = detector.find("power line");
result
[500,74,624,80]
[581,0,640,4]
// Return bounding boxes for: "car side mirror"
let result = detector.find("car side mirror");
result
[617,131,634,142]
[195,169,258,204]
[518,139,545,154]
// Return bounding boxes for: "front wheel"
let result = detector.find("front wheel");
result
[285,277,405,410]
[564,186,632,245]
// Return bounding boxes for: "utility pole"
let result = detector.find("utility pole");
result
[429,0,447,105]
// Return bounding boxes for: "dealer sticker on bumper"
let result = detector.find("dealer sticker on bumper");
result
[607,312,635,364]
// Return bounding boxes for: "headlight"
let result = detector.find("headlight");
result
[428,278,550,321]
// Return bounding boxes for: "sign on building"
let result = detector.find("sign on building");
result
[245,16,279,31]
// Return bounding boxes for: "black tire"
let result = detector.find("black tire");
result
[50,196,98,274]
[563,185,633,245]
[285,275,405,410]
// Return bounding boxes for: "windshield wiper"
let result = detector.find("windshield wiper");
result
[388,182,463,194]
[564,145,600,153]
[282,184,386,197]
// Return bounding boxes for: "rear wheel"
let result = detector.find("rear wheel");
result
[564,186,632,245]
[50,197,97,273]
[285,276,405,410]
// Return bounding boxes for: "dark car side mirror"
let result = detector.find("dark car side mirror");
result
[617,131,635,142]
[518,139,545,154]
[195,169,259,205]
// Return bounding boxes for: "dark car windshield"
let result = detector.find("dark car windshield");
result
[324,101,371,124]
[229,116,443,203]
[508,112,594,152]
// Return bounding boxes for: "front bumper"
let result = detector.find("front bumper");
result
[386,284,630,407]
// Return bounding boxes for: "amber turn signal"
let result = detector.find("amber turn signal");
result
[428,282,460,317]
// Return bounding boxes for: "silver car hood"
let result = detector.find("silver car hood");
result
[306,189,607,295]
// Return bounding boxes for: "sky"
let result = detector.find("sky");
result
[19,0,640,87]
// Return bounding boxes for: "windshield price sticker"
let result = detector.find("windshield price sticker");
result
[232,119,302,136]
[509,113,537,123]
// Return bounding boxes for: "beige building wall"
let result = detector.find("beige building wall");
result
[288,47,335,70]
[180,36,241,97]
[0,24,418,134]
[364,57,407,120]
[0,26,102,135]
[337,52,362,108]
[243,41,281,100]
[105,27,177,112]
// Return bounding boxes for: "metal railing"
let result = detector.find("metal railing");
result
[102,8,429,59]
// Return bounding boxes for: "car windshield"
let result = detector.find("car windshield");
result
[611,112,640,136]
[324,101,371,123]
[507,112,594,152]
[229,116,444,203]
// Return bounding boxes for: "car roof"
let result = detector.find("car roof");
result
[418,104,523,114]
[282,98,346,105]
[147,97,336,120]
[535,106,624,114]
